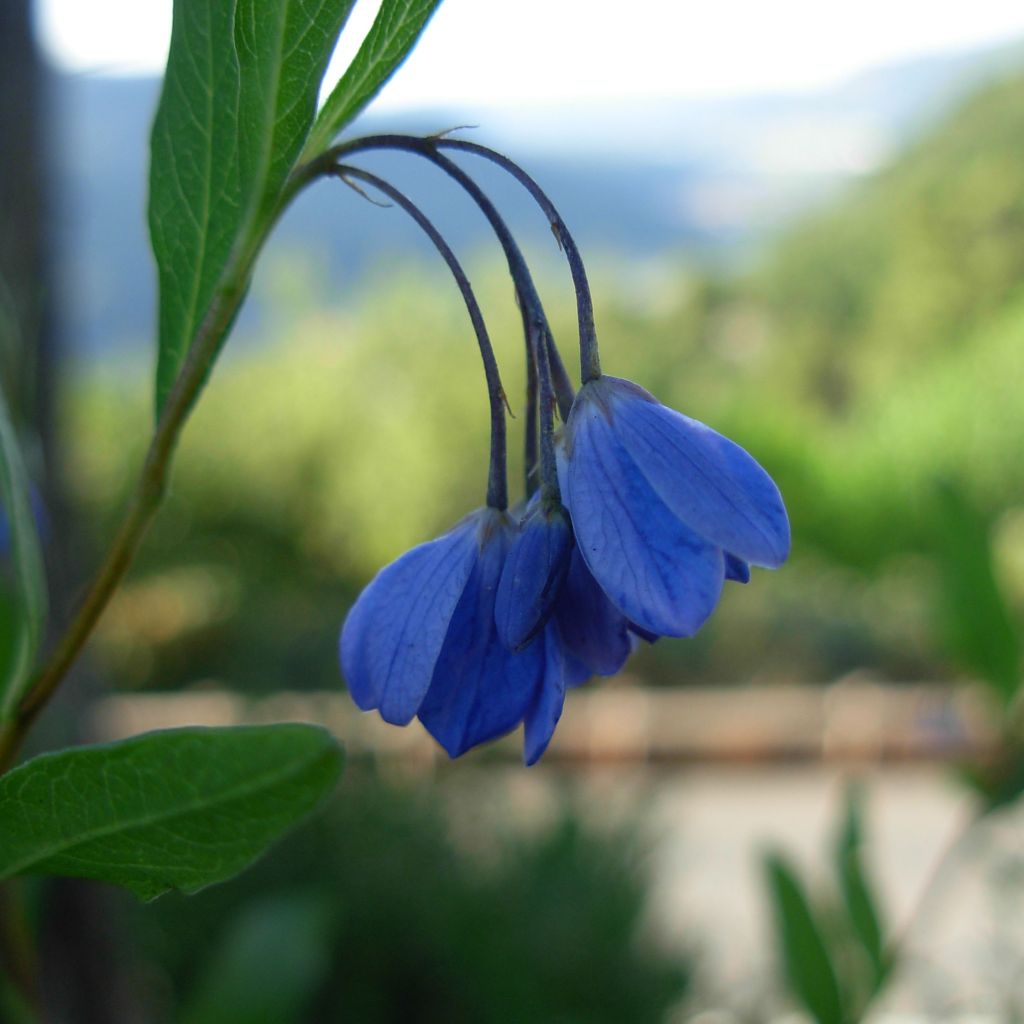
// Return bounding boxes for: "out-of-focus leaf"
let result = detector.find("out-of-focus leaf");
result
[834,784,888,993]
[933,481,1021,705]
[0,725,343,900]
[305,0,442,155]
[764,852,844,1024]
[0,384,47,718]
[149,0,352,415]
[181,892,335,1024]
[959,749,1024,813]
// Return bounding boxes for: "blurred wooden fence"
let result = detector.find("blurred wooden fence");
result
[88,675,998,766]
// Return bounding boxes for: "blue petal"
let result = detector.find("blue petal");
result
[724,552,751,583]
[495,501,572,650]
[628,621,660,644]
[565,390,725,637]
[602,376,790,568]
[340,513,479,725]
[523,627,569,765]
[554,547,632,675]
[419,514,545,757]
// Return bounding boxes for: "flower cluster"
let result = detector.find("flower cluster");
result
[336,137,789,763]
[341,374,788,763]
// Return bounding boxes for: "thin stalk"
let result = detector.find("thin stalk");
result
[0,170,317,775]
[436,138,601,384]
[0,882,40,1019]
[319,135,577,418]
[332,165,508,510]
[521,300,539,498]
[535,327,560,505]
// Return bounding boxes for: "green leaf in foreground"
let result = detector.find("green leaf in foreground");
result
[764,852,844,1024]
[834,785,888,993]
[149,0,352,415]
[181,893,334,1024]
[0,725,343,901]
[0,383,47,718]
[305,0,443,156]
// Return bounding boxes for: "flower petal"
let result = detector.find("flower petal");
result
[724,552,751,583]
[554,547,632,675]
[565,391,725,637]
[522,627,571,765]
[627,621,660,644]
[495,502,572,651]
[605,376,790,568]
[419,517,545,758]
[340,514,478,725]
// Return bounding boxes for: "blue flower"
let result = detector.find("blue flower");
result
[560,375,789,638]
[552,546,633,677]
[494,498,572,651]
[340,506,583,763]
[521,622,590,763]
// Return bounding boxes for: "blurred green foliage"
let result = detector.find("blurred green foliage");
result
[765,785,889,1024]
[128,772,687,1022]
[61,71,1024,695]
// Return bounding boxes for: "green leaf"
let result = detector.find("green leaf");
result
[0,384,47,719]
[933,481,1021,705]
[959,749,1024,812]
[149,0,353,416]
[181,893,335,1024]
[764,852,845,1024]
[834,785,888,993]
[305,0,443,156]
[0,725,343,900]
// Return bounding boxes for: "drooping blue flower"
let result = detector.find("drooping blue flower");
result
[521,622,590,764]
[494,498,572,651]
[341,510,484,726]
[561,375,789,638]
[341,506,586,762]
[415,510,545,757]
[552,546,632,677]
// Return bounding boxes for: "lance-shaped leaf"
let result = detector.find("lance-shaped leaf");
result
[764,852,845,1024]
[834,785,888,995]
[0,384,47,718]
[0,725,343,900]
[305,0,443,155]
[149,0,353,415]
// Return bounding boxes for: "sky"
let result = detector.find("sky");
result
[36,0,1024,108]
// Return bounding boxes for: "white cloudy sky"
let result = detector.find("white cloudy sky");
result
[37,0,1024,107]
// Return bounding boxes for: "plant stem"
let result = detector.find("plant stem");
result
[0,180,307,775]
[435,139,601,384]
[319,135,578,418]
[0,882,40,1019]
[332,165,508,510]
[521,301,539,498]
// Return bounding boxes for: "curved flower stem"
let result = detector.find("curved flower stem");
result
[0,172,316,775]
[318,135,577,418]
[332,165,508,510]
[436,138,601,384]
[535,327,561,505]
[521,300,540,498]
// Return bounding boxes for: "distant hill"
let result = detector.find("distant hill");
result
[648,68,1024,569]
[51,40,1021,355]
